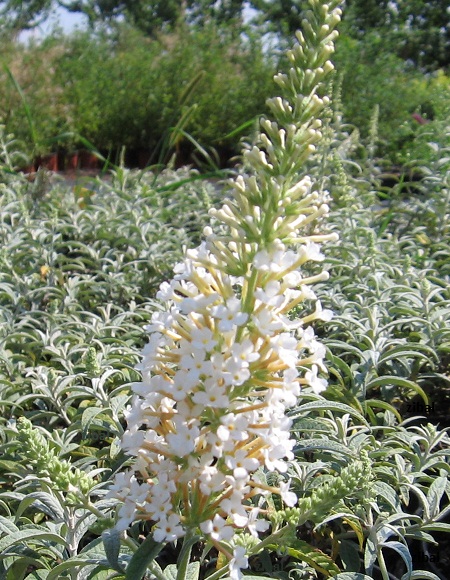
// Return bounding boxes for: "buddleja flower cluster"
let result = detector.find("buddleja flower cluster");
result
[111,1,342,578]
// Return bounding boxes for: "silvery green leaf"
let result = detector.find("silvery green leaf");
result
[124,535,162,580]
[339,540,362,573]
[294,438,356,457]
[164,564,178,580]
[363,529,377,574]
[426,475,447,517]
[0,516,19,535]
[81,406,108,438]
[380,541,412,576]
[333,575,373,580]
[15,492,65,521]
[102,528,123,572]
[289,400,367,424]
[0,529,67,552]
[404,572,443,580]
[373,481,402,512]
[421,522,450,533]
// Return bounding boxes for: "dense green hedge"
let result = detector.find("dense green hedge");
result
[333,32,449,165]
[0,23,448,167]
[0,25,276,166]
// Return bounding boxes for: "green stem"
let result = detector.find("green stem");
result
[176,529,198,580]
[204,564,229,580]
[82,498,106,519]
[123,536,139,550]
[248,524,291,555]
[122,536,167,580]
[236,267,258,343]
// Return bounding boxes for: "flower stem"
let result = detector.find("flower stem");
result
[176,529,199,580]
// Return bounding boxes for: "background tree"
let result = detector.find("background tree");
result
[0,0,247,37]
[249,0,305,37]
[2,0,447,70]
[0,0,185,35]
[0,0,52,32]
[342,0,450,71]
[249,0,449,70]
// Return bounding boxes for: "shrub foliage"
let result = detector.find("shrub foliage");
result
[0,2,449,579]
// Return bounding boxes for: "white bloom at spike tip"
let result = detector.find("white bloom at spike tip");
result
[110,1,342,577]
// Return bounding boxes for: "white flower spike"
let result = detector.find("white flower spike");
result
[111,1,342,578]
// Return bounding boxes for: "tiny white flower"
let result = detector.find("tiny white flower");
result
[217,413,249,443]
[223,357,250,386]
[282,269,302,287]
[305,364,328,394]
[115,500,136,531]
[315,300,333,321]
[173,258,194,278]
[230,339,260,365]
[192,382,229,408]
[247,507,270,537]
[206,431,227,458]
[229,546,249,580]
[220,494,249,527]
[253,244,292,272]
[190,326,218,351]
[170,369,199,400]
[199,464,225,495]
[300,326,316,348]
[179,352,213,376]
[224,449,259,476]
[211,298,248,331]
[145,310,176,332]
[166,422,199,456]
[300,241,324,262]
[137,332,164,371]
[149,497,171,521]
[262,437,294,472]
[120,430,145,456]
[200,514,234,541]
[153,473,176,498]
[225,472,251,494]
[153,513,185,543]
[251,307,283,336]
[107,471,143,501]
[255,280,284,307]
[156,281,177,301]
[180,292,219,314]
[279,479,298,507]
[270,333,299,368]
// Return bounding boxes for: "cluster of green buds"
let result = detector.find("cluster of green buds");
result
[16,416,95,498]
[85,345,102,378]
[110,2,342,578]
[272,450,373,528]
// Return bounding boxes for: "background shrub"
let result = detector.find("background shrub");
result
[0,24,276,165]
